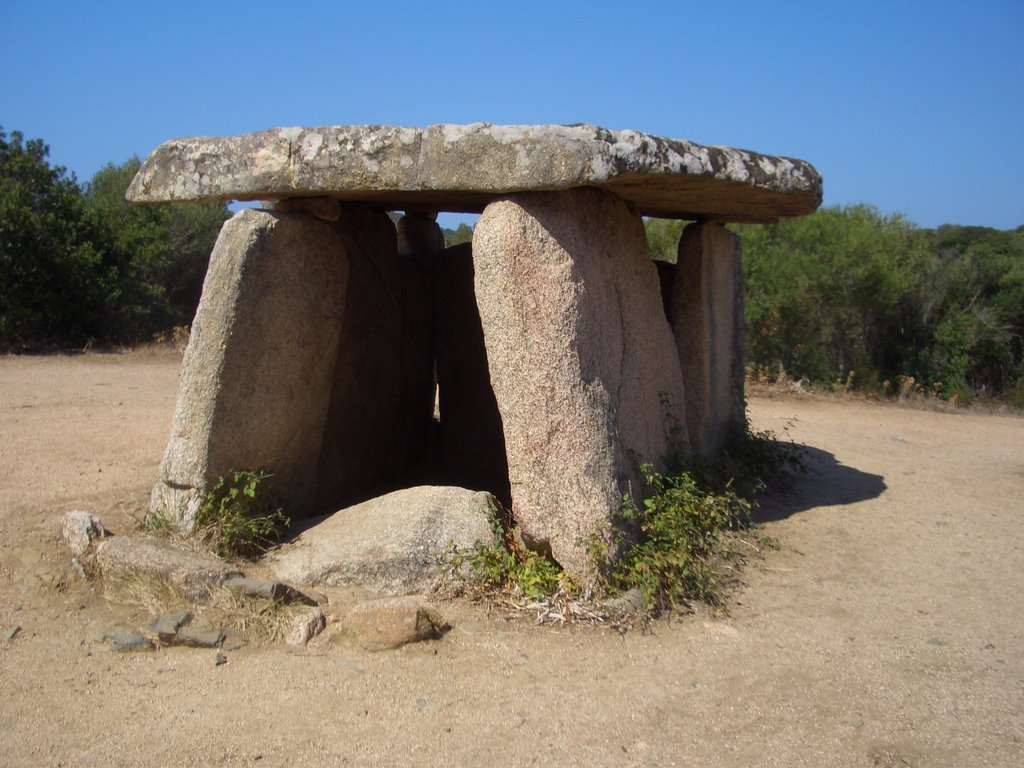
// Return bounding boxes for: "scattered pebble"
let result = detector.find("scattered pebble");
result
[214,651,228,666]
[110,631,154,653]
[3,626,21,642]
[286,608,326,647]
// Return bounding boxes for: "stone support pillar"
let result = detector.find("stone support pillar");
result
[670,221,745,459]
[472,188,687,581]
[150,209,351,528]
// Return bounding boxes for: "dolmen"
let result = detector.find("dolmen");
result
[128,123,821,586]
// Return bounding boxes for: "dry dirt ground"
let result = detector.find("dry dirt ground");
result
[0,350,1021,767]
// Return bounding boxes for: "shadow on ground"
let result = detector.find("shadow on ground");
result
[751,445,886,523]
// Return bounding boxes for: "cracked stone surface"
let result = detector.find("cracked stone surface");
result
[127,123,821,222]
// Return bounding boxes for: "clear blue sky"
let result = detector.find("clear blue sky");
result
[3,0,1021,230]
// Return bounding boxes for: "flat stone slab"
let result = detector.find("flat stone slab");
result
[96,536,243,602]
[127,123,821,222]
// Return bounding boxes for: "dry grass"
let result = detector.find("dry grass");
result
[202,585,309,644]
[102,571,308,644]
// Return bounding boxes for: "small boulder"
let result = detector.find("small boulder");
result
[110,631,154,653]
[270,486,497,595]
[62,511,107,557]
[340,597,442,651]
[147,611,193,643]
[175,617,224,648]
[286,607,326,647]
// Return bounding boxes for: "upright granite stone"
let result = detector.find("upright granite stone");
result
[151,209,350,527]
[433,242,511,506]
[472,188,687,580]
[671,222,745,458]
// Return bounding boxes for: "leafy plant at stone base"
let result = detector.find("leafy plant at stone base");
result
[603,463,752,613]
[441,503,564,600]
[588,417,804,615]
[193,470,291,560]
[680,416,807,502]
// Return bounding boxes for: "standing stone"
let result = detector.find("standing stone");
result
[472,188,687,581]
[150,209,350,527]
[671,222,745,458]
[313,207,407,510]
[433,242,511,506]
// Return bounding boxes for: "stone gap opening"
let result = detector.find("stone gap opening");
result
[312,210,512,518]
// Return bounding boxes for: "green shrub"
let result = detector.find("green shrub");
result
[454,540,563,599]
[450,420,802,614]
[444,504,564,599]
[608,464,750,611]
[194,470,290,559]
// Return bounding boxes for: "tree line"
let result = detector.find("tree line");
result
[651,208,1024,407]
[0,127,229,349]
[3,128,1021,407]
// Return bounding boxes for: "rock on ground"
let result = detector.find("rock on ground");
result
[339,597,442,651]
[286,608,326,647]
[269,485,497,595]
[96,536,242,603]
[61,511,107,557]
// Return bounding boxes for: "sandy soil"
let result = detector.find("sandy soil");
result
[0,350,1021,767]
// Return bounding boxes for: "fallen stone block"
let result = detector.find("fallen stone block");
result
[269,485,497,595]
[96,536,242,603]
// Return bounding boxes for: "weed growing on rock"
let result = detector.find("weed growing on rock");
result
[194,470,290,560]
